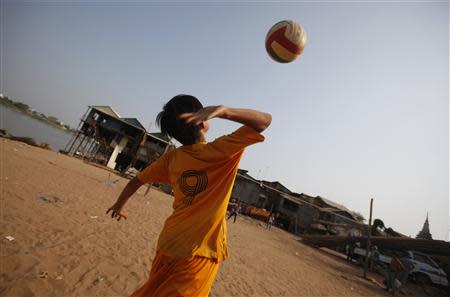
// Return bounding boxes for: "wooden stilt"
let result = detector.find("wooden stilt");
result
[364,198,374,279]
[67,131,81,156]
[73,134,87,156]
[80,136,91,157]
[64,107,90,152]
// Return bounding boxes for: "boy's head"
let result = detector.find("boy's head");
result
[156,94,205,145]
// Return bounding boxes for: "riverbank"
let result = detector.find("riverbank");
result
[0,106,74,152]
[0,129,52,150]
[0,100,76,134]
[1,138,442,297]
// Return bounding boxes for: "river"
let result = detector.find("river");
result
[0,105,74,151]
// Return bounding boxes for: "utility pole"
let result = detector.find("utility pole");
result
[363,198,374,279]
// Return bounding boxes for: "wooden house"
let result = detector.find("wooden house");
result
[64,106,173,173]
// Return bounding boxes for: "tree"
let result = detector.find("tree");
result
[0,96,12,104]
[13,102,30,111]
[352,212,365,223]
[373,218,385,229]
[372,218,385,236]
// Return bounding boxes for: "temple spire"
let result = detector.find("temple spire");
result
[416,212,433,240]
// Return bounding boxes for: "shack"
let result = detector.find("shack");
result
[231,170,362,234]
[64,106,173,173]
[231,169,266,207]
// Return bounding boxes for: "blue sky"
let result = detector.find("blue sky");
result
[2,1,449,240]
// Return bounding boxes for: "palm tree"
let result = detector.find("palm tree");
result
[372,218,385,236]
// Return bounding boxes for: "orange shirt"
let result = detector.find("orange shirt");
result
[137,126,265,262]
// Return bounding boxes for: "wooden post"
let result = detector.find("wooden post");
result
[130,130,146,171]
[80,136,92,157]
[363,198,373,279]
[91,141,102,162]
[65,107,90,152]
[66,131,81,155]
[73,134,88,156]
[86,139,97,159]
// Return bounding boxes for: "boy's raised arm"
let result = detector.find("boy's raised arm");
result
[220,107,272,133]
[180,105,272,133]
[107,153,170,221]
[106,177,143,221]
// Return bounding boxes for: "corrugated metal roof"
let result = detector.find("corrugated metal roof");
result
[146,132,171,144]
[89,106,174,145]
[122,118,146,130]
[261,181,292,194]
[316,197,356,220]
[149,132,170,142]
[91,106,121,119]
[235,173,361,225]
[236,169,258,182]
[316,196,351,213]
[91,106,147,132]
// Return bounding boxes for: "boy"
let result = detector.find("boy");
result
[226,202,240,223]
[106,95,271,296]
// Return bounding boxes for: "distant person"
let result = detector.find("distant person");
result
[386,255,405,294]
[106,95,271,296]
[370,245,380,270]
[345,231,356,263]
[227,203,241,223]
[266,214,275,230]
[397,256,414,291]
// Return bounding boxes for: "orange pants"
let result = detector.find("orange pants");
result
[130,252,219,297]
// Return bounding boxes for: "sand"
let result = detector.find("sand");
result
[0,138,438,296]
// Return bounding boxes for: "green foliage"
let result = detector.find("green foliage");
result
[13,102,30,111]
[0,96,13,105]
[371,218,385,236]
[353,212,366,223]
[0,96,29,111]
[373,218,385,230]
[0,96,72,131]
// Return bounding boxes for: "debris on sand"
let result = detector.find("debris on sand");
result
[101,179,118,187]
[93,276,104,285]
[101,173,119,187]
[39,271,48,279]
[5,235,15,241]
[36,192,63,203]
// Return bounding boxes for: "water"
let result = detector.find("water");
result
[0,105,74,151]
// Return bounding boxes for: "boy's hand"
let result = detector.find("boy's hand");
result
[181,105,271,133]
[106,177,142,222]
[179,105,226,126]
[106,203,128,221]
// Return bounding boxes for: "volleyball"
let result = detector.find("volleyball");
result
[265,20,307,63]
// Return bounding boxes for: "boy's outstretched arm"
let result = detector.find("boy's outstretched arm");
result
[106,177,143,221]
[180,105,272,133]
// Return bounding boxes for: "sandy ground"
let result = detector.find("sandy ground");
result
[1,138,445,297]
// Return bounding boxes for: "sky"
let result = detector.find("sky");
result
[1,1,449,240]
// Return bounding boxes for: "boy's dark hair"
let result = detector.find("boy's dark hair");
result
[156,94,203,145]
